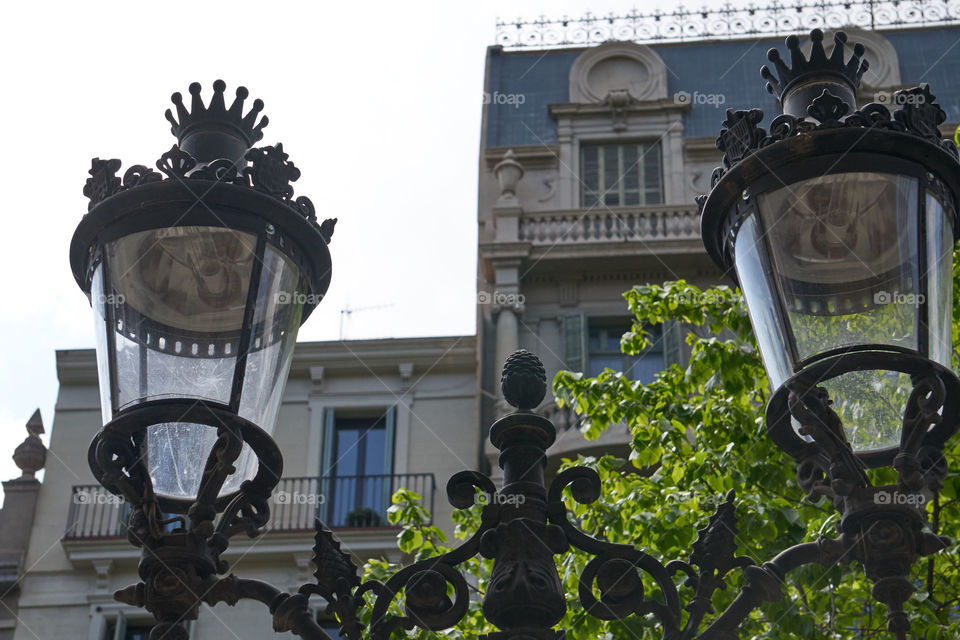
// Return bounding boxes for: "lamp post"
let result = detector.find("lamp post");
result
[69,29,959,640]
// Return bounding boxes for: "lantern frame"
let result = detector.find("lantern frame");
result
[71,84,335,513]
[700,87,960,468]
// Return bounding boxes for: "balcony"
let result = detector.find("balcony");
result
[63,473,436,540]
[518,204,699,246]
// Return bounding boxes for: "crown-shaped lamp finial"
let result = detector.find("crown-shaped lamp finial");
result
[164,80,269,164]
[761,29,869,118]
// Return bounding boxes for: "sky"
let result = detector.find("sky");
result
[3,0,711,500]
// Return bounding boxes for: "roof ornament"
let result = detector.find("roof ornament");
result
[13,409,46,480]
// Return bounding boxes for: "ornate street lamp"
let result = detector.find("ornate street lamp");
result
[70,30,959,640]
[699,29,960,637]
[72,81,338,638]
[73,82,337,516]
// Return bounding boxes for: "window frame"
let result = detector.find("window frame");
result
[579,141,664,208]
[320,407,396,527]
[586,318,665,381]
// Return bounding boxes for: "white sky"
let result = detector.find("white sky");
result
[0,0,738,499]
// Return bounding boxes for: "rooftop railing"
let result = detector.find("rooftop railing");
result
[495,1,960,49]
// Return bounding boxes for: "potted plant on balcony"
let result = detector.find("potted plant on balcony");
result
[345,507,381,528]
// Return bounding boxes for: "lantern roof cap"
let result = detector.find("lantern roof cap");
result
[761,30,869,104]
[165,80,268,149]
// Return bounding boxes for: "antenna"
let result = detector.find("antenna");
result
[338,302,395,340]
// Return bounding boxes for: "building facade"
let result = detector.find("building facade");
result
[4,11,960,640]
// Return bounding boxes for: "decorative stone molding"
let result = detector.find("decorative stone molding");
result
[493,149,525,206]
[309,366,325,387]
[293,552,313,588]
[92,560,113,594]
[398,363,414,388]
[13,409,45,480]
[558,282,579,308]
[600,89,640,131]
[569,41,668,104]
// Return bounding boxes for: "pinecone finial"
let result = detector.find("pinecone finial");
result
[500,350,546,411]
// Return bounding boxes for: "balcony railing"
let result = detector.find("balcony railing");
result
[64,473,436,540]
[269,474,436,531]
[518,204,699,245]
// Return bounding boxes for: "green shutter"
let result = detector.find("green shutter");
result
[562,313,588,373]
[321,408,336,476]
[320,408,336,524]
[662,319,683,366]
[383,407,395,477]
[112,612,127,640]
[383,406,396,513]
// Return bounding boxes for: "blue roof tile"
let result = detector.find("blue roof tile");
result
[485,27,960,148]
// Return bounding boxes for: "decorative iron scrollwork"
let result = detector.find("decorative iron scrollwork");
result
[245,143,300,200]
[106,349,955,640]
[83,158,122,210]
[156,144,197,178]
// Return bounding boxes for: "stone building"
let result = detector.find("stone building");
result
[3,9,960,640]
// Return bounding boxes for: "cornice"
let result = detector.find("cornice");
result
[483,145,560,170]
[57,336,478,388]
[549,98,692,119]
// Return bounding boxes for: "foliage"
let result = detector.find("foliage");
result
[362,274,960,639]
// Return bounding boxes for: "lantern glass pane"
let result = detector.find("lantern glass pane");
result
[146,422,259,500]
[145,245,305,501]
[926,193,954,368]
[90,265,114,424]
[817,369,914,451]
[756,173,920,362]
[733,214,794,389]
[105,226,258,409]
[237,245,305,433]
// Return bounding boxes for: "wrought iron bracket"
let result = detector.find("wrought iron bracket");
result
[107,349,953,640]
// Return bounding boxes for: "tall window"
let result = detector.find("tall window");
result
[588,320,666,383]
[580,142,663,207]
[321,408,395,527]
[105,617,191,640]
[105,622,153,640]
[562,314,682,382]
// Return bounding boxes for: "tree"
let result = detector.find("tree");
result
[364,276,960,639]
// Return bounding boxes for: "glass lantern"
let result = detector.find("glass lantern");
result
[89,223,309,501]
[703,136,960,467]
[73,147,331,512]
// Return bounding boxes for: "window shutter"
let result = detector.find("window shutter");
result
[383,406,396,514]
[117,501,133,536]
[662,319,683,366]
[321,408,336,475]
[112,612,126,640]
[562,313,588,372]
[383,407,395,477]
[320,408,336,525]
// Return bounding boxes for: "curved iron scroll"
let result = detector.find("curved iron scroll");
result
[360,471,500,639]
